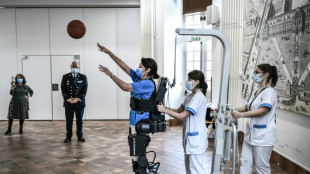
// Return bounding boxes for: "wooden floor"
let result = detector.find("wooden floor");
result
[0,120,288,174]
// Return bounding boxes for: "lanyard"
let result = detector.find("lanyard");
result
[248,86,269,110]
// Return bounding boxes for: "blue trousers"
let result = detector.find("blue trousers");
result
[65,107,84,138]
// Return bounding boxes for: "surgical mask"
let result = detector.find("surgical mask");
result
[136,68,145,78]
[186,81,194,91]
[252,73,262,84]
[17,78,23,84]
[71,68,78,74]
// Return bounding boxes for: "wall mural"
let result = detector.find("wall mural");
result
[242,0,310,116]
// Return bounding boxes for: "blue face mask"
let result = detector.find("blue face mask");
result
[17,78,23,84]
[136,68,145,78]
[252,73,263,84]
[71,68,78,74]
[186,81,194,91]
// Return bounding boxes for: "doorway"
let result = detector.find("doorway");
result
[22,55,79,120]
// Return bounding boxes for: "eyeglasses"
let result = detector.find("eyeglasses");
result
[254,71,264,74]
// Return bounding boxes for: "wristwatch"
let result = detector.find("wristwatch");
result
[110,74,114,79]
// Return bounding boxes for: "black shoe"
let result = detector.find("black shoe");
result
[19,129,23,134]
[78,137,86,142]
[5,129,11,135]
[64,137,71,143]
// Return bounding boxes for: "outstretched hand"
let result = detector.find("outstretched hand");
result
[97,43,111,54]
[98,64,112,76]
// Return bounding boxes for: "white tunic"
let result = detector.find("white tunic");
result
[181,90,208,154]
[245,86,277,146]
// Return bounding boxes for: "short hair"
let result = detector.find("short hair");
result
[71,61,80,68]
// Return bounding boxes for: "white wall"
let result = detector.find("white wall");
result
[275,109,310,171]
[0,9,18,121]
[155,0,185,109]
[211,0,223,104]
[0,7,140,120]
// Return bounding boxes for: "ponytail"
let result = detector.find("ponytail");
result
[199,81,208,96]
[270,66,278,87]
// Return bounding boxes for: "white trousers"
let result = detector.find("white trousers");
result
[130,125,136,134]
[240,141,273,174]
[184,153,207,174]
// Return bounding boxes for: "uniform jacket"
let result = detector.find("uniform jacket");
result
[61,72,88,108]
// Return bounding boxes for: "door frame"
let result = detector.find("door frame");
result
[21,54,80,120]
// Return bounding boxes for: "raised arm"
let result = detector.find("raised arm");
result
[99,64,133,92]
[97,43,131,75]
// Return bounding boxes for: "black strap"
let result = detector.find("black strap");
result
[130,78,157,113]
[248,86,269,110]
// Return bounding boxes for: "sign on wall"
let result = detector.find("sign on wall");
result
[242,0,310,116]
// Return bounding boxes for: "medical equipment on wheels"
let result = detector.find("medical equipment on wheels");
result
[175,28,238,174]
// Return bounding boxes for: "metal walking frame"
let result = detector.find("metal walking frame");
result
[175,28,238,174]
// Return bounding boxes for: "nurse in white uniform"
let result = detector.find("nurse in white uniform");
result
[232,64,278,174]
[157,70,208,174]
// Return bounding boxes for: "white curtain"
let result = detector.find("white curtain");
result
[140,0,155,58]
[221,0,245,131]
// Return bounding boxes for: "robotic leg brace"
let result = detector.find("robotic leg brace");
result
[128,77,168,174]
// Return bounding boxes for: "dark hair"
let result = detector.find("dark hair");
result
[188,70,208,96]
[141,58,160,79]
[15,73,27,85]
[257,64,278,87]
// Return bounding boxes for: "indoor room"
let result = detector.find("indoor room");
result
[0,0,309,173]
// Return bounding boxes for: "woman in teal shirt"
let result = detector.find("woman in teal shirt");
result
[5,74,33,135]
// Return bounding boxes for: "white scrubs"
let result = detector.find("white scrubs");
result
[240,86,277,174]
[181,90,208,174]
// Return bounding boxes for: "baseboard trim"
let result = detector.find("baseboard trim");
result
[167,119,183,126]
[270,150,310,174]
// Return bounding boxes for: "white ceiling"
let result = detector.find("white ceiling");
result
[0,0,140,7]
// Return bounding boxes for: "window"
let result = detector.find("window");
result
[205,40,212,102]
[185,13,202,75]
[184,12,212,102]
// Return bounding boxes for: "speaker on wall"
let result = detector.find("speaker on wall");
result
[207,5,220,25]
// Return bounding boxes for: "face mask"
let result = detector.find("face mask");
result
[186,81,194,91]
[136,68,145,78]
[252,73,263,84]
[17,78,23,84]
[71,68,78,74]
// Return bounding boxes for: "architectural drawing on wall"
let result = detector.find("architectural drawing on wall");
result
[242,0,310,116]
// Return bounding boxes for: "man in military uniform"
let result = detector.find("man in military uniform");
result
[61,61,88,143]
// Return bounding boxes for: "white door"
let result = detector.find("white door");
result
[22,56,53,120]
[51,56,78,120]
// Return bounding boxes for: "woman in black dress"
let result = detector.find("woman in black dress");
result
[5,74,33,135]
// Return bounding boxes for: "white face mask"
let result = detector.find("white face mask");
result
[135,68,145,78]
[186,81,194,91]
[71,68,79,74]
[252,73,263,84]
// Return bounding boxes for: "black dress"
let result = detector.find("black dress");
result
[8,85,33,119]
